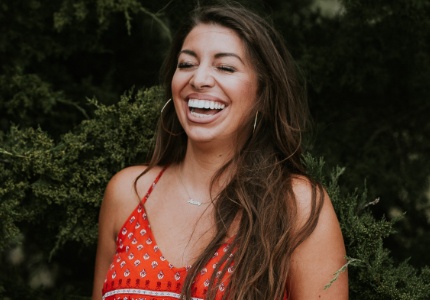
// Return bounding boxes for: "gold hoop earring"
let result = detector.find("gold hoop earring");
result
[161,98,172,113]
[253,111,259,133]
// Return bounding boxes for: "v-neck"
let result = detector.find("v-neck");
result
[104,166,245,300]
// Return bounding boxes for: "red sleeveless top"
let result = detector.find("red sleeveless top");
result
[102,167,233,300]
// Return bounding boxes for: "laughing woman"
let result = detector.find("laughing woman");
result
[92,4,348,300]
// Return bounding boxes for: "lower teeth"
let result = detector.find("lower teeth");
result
[191,110,214,118]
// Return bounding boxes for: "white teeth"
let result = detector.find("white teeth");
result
[188,99,225,110]
[191,111,214,118]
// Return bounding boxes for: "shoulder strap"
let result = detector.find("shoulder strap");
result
[141,165,169,204]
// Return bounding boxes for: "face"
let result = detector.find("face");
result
[171,23,258,147]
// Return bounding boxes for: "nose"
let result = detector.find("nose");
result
[189,65,215,90]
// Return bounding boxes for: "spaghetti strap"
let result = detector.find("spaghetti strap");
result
[141,165,169,205]
[103,163,237,300]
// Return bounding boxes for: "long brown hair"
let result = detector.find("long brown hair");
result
[139,3,323,299]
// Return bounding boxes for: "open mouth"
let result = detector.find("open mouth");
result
[188,99,225,118]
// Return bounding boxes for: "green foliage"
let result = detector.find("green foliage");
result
[304,153,430,299]
[291,0,430,267]
[0,86,163,298]
[1,86,163,249]
[53,0,172,39]
[0,0,172,136]
[0,71,88,135]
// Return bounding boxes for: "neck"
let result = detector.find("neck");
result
[177,142,234,201]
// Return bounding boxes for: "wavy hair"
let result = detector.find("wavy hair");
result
[139,3,323,299]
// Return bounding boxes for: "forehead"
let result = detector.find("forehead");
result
[181,23,246,55]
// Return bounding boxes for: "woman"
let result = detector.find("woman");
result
[92,4,348,300]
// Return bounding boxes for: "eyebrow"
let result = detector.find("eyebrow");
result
[178,49,244,64]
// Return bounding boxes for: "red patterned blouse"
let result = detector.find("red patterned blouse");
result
[101,167,233,300]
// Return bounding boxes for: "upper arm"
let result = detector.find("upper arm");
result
[91,166,148,300]
[287,178,348,299]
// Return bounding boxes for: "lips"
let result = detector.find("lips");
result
[188,98,225,118]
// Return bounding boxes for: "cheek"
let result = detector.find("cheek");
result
[238,79,258,106]
[171,72,184,94]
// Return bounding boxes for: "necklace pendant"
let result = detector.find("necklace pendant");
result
[187,198,202,206]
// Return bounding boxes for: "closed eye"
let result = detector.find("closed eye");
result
[177,62,194,69]
[218,65,236,73]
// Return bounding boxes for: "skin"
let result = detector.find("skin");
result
[172,23,258,153]
[92,23,348,299]
[288,177,349,299]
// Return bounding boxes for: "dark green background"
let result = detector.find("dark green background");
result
[1,0,429,298]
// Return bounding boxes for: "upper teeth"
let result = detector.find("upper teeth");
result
[188,99,225,110]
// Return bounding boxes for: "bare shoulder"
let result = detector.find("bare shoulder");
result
[105,165,147,198]
[290,175,337,227]
[288,175,349,299]
[104,165,165,201]
[101,165,163,236]
[290,175,323,220]
[290,175,317,204]
[92,165,163,300]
